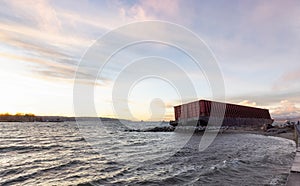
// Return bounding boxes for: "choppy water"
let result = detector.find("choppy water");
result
[0,121,295,185]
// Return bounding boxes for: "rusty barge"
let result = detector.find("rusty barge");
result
[170,99,273,128]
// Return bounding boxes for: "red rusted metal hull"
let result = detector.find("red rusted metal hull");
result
[173,100,273,127]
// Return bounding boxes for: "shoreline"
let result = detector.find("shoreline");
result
[171,125,295,141]
[221,127,295,141]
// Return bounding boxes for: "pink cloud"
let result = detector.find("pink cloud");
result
[119,0,180,21]
[272,68,300,91]
[140,0,179,17]
[238,100,257,107]
[5,0,62,34]
[271,100,300,118]
[246,1,300,33]
[282,71,300,82]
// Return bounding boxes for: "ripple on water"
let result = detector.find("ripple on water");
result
[0,122,295,185]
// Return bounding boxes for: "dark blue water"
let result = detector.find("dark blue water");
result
[0,121,295,185]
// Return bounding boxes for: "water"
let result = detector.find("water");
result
[0,121,295,185]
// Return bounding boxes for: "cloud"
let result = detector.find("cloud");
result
[120,5,150,21]
[0,0,145,87]
[238,100,257,107]
[0,31,72,61]
[0,52,66,68]
[0,0,299,119]
[3,0,61,34]
[0,51,111,87]
[58,11,111,31]
[228,90,300,106]
[199,1,300,80]
[231,97,300,119]
[139,0,179,19]
[272,68,300,91]
[118,0,180,21]
[271,100,300,119]
[0,0,103,85]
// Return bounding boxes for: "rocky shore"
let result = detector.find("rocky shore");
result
[125,125,295,141]
[124,126,175,132]
[223,127,295,141]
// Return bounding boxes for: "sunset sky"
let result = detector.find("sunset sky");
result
[0,0,299,121]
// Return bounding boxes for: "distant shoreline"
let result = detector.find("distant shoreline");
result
[0,115,121,122]
[0,115,74,122]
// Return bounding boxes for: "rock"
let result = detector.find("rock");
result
[124,126,175,132]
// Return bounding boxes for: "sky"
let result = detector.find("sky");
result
[0,0,299,121]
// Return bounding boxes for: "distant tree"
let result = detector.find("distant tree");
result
[15,113,25,116]
[0,113,11,116]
